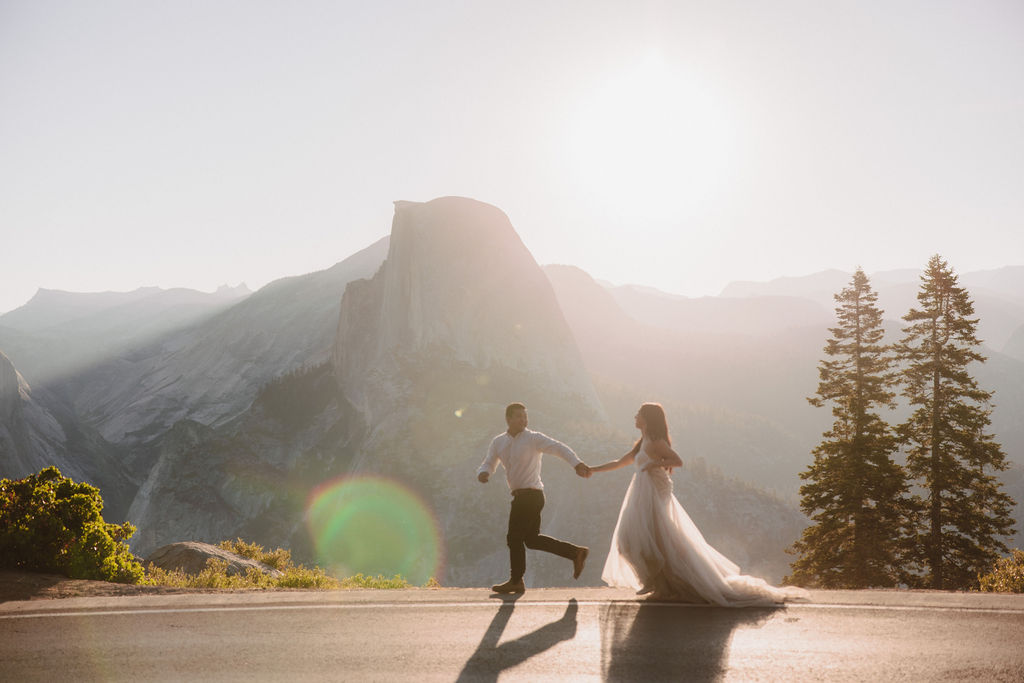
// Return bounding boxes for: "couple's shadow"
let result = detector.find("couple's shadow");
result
[456,593,578,682]
[601,602,777,682]
[456,594,777,682]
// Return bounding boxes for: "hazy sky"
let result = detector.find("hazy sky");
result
[2,0,1023,314]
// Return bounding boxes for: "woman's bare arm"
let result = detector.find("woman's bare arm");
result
[590,440,643,474]
[641,439,683,471]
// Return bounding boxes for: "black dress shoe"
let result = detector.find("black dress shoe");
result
[491,579,526,594]
[573,547,589,579]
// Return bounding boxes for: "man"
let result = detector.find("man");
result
[477,402,591,594]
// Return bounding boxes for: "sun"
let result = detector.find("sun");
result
[563,55,735,220]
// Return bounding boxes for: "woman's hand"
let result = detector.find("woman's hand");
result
[646,439,683,469]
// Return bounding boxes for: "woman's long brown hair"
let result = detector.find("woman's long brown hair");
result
[632,402,671,453]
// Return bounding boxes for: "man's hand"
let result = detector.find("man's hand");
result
[575,463,592,479]
[477,472,489,484]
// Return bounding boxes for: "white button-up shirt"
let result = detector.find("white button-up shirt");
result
[477,428,583,491]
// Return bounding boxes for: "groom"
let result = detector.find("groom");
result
[477,402,591,594]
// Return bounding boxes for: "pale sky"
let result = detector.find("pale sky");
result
[2,0,1023,315]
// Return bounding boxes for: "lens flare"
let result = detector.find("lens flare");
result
[306,476,442,584]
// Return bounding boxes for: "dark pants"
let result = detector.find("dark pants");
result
[506,488,580,582]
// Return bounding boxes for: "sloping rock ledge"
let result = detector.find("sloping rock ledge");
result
[145,541,283,578]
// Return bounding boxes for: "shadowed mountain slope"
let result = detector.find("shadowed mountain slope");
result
[50,237,389,446]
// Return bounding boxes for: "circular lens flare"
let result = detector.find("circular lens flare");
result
[306,476,442,585]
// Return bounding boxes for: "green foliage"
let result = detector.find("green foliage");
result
[338,573,412,589]
[896,255,1016,590]
[791,259,1018,591]
[0,467,145,583]
[144,538,430,590]
[144,559,277,589]
[218,538,292,571]
[788,269,911,588]
[978,549,1024,593]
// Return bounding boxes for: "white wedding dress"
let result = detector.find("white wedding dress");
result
[602,441,809,606]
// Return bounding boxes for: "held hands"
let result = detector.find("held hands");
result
[575,463,593,479]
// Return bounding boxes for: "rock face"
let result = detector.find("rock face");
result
[0,349,27,423]
[0,349,135,515]
[334,197,602,425]
[0,349,69,477]
[40,237,389,445]
[0,285,251,389]
[145,541,283,578]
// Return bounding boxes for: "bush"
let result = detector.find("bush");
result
[978,549,1024,593]
[0,467,145,583]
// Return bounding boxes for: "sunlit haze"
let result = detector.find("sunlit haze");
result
[2,1,1023,314]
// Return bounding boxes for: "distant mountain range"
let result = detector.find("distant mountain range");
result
[1,197,1021,585]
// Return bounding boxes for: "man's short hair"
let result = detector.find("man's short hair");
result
[505,402,527,420]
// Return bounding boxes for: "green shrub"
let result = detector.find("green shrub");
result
[979,549,1024,593]
[0,467,145,583]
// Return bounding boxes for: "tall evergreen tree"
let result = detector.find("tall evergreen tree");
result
[896,255,1016,589]
[787,269,910,588]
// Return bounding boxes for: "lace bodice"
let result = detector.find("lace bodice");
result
[635,439,672,491]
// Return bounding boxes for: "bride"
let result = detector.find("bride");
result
[590,403,809,606]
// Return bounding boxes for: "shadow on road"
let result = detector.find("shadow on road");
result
[456,595,579,682]
[601,603,778,682]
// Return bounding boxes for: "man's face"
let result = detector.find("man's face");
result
[506,409,528,435]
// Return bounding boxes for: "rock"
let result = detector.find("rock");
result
[333,196,603,423]
[0,349,28,423]
[144,541,283,578]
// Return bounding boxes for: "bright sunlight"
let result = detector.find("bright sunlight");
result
[563,55,736,221]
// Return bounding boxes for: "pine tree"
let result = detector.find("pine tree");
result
[787,269,910,588]
[896,255,1016,589]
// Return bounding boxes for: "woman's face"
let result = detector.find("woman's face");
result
[634,410,646,430]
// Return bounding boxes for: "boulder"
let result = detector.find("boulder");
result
[144,541,283,578]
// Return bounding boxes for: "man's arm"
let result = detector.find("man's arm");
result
[476,438,500,483]
[534,432,591,477]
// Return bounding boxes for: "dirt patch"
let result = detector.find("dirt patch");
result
[0,570,228,603]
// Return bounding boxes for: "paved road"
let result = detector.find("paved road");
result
[3,588,1023,681]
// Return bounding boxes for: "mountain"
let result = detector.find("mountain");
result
[0,285,250,388]
[9,199,1017,586]
[335,198,602,428]
[609,285,832,338]
[583,265,1024,542]
[126,197,602,563]
[1005,323,1024,361]
[961,266,1024,305]
[544,264,826,497]
[122,198,807,586]
[720,266,1024,356]
[41,237,390,446]
[0,350,134,516]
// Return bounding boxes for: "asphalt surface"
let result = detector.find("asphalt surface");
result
[2,588,1023,681]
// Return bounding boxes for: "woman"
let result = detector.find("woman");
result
[590,403,808,606]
